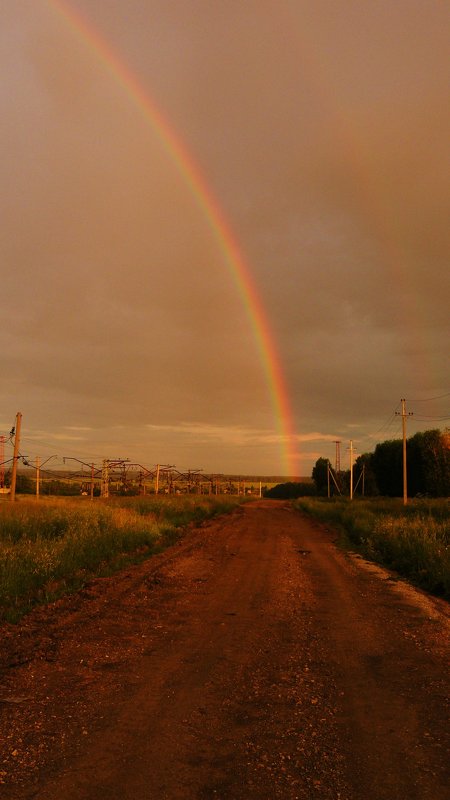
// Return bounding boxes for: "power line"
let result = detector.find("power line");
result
[367,410,399,439]
[410,391,450,402]
[357,406,401,449]
[412,416,450,422]
[20,435,106,462]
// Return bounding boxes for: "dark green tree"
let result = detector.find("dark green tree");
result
[264,482,316,499]
[371,429,449,497]
[408,429,450,497]
[372,439,403,496]
[312,457,331,495]
[3,470,34,494]
[354,453,378,496]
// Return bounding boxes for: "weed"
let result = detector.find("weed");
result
[294,498,450,599]
[0,495,242,621]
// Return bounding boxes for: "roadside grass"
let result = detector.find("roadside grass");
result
[0,495,243,622]
[293,497,450,599]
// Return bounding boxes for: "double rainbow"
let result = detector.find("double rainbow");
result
[47,0,299,476]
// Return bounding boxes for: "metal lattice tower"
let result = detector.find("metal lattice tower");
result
[334,440,341,474]
[101,459,109,498]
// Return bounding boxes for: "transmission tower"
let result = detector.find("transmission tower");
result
[101,459,109,498]
[334,440,341,474]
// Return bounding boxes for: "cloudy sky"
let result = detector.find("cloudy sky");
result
[1,0,449,476]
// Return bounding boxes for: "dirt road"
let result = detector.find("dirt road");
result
[1,500,449,799]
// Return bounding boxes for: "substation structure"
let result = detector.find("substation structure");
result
[16,459,263,498]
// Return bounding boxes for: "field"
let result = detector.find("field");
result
[0,495,244,622]
[294,497,450,599]
[2,494,449,625]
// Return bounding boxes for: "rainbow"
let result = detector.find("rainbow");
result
[46,0,299,476]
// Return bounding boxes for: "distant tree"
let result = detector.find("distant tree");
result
[354,453,379,496]
[3,471,35,494]
[40,480,82,496]
[339,469,351,495]
[407,433,426,497]
[312,457,331,495]
[372,439,403,496]
[371,429,449,497]
[16,474,34,494]
[408,429,450,497]
[264,482,316,499]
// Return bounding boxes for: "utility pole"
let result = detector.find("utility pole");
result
[10,412,22,502]
[0,435,5,489]
[328,461,342,496]
[90,463,95,500]
[36,456,40,498]
[155,463,160,495]
[396,398,413,506]
[349,440,355,500]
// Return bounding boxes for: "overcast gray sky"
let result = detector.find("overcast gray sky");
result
[1,0,449,476]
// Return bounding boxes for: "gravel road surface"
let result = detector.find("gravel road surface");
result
[1,499,449,799]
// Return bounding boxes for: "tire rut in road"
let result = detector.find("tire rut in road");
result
[1,501,449,800]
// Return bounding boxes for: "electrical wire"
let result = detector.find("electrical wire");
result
[358,404,402,447]
[367,411,399,439]
[412,416,450,422]
[409,391,450,402]
[19,435,107,462]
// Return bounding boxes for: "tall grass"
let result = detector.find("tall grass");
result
[0,495,242,621]
[113,494,242,529]
[294,498,450,599]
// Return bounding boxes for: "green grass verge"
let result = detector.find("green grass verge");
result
[0,495,243,622]
[293,497,450,599]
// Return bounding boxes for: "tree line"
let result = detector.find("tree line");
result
[265,428,450,499]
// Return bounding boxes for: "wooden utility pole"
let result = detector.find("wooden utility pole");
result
[349,440,354,500]
[155,464,160,495]
[10,412,22,502]
[36,456,40,498]
[0,434,5,489]
[396,398,413,506]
